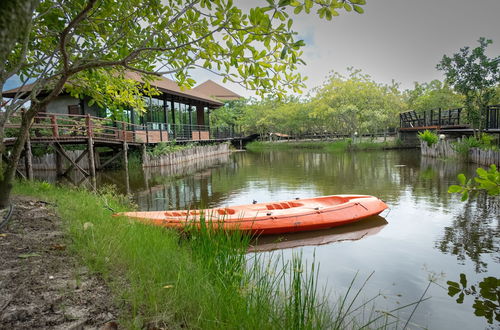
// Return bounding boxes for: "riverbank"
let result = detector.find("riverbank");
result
[0,196,118,329]
[246,139,406,152]
[7,181,343,329]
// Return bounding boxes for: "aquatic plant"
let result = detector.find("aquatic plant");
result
[417,130,438,147]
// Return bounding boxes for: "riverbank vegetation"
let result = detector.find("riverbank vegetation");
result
[246,139,401,152]
[12,181,396,329]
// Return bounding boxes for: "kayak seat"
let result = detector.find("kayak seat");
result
[217,208,236,215]
[266,202,303,210]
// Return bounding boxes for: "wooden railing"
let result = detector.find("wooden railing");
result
[400,105,500,130]
[5,112,234,144]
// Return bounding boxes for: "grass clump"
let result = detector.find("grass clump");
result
[452,134,499,159]
[417,130,439,147]
[11,181,337,329]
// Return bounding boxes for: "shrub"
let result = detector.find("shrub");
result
[452,136,481,157]
[148,141,198,157]
[417,130,438,147]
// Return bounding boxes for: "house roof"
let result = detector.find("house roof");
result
[192,79,243,101]
[2,82,37,98]
[2,72,224,107]
[124,72,223,107]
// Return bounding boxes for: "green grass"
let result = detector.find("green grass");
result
[246,139,399,152]
[12,181,424,329]
[11,181,337,329]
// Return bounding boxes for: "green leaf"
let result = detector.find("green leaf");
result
[447,281,461,297]
[476,167,488,178]
[457,173,466,185]
[459,273,467,288]
[461,191,469,201]
[448,185,462,193]
[353,5,364,14]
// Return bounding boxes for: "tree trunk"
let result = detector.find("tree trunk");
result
[0,104,42,208]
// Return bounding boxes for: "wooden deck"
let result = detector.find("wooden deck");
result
[4,112,242,183]
[5,113,224,146]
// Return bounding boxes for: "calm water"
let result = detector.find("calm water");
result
[37,150,499,329]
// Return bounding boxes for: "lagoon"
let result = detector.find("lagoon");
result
[36,149,499,329]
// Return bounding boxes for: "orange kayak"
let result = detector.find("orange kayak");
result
[116,195,388,235]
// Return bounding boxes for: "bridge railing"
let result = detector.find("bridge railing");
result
[400,105,500,130]
[485,105,500,130]
[5,112,233,144]
[400,108,465,128]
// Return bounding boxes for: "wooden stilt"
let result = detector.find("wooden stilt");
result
[25,137,33,180]
[123,141,130,194]
[87,137,96,178]
[54,143,63,177]
[141,144,147,167]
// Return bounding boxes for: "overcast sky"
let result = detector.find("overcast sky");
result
[192,0,500,98]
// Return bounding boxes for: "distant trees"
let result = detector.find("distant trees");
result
[211,69,406,137]
[437,38,500,133]
[311,70,405,137]
[404,80,464,112]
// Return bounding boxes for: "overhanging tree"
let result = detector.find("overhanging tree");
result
[0,0,367,208]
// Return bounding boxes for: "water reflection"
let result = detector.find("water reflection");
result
[437,194,500,273]
[249,216,388,252]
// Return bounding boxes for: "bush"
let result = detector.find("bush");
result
[417,130,438,147]
[479,133,499,151]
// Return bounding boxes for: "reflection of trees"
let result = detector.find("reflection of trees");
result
[396,155,481,208]
[447,273,500,324]
[436,193,500,272]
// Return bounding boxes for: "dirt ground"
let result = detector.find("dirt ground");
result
[0,196,118,329]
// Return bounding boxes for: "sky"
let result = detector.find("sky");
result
[4,0,500,98]
[191,0,500,98]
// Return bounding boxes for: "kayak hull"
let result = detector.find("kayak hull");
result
[116,195,388,235]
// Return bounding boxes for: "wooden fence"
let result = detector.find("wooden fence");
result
[142,143,231,167]
[420,140,500,166]
[18,149,90,171]
[469,148,500,166]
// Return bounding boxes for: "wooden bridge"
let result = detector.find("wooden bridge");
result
[399,105,500,133]
[4,112,243,183]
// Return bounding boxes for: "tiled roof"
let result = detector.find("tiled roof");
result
[192,79,243,101]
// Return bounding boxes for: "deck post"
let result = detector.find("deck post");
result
[122,141,130,194]
[86,114,96,181]
[24,137,33,180]
[141,143,147,168]
[171,100,177,139]
[55,143,63,177]
[87,136,96,179]
[51,115,59,137]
